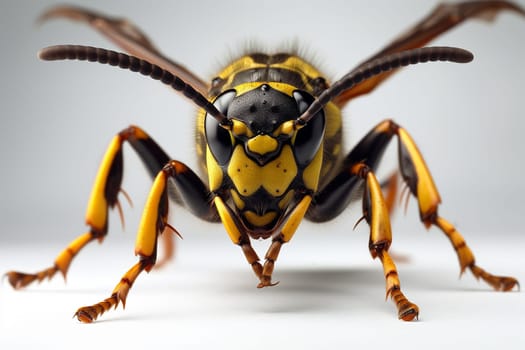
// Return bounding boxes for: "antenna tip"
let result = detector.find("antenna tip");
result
[37,46,60,61]
[452,48,474,63]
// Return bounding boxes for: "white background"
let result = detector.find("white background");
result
[1,1,524,349]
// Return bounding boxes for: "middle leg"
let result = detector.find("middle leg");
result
[309,160,418,320]
[75,159,217,322]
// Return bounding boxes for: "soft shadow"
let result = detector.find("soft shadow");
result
[215,265,482,314]
[214,266,386,314]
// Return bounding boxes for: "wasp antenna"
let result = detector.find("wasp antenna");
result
[297,46,473,125]
[38,45,228,125]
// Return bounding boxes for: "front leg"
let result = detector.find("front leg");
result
[258,196,313,287]
[214,195,312,288]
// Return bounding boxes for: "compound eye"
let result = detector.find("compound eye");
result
[293,90,325,166]
[205,90,236,165]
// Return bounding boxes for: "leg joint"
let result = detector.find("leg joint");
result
[369,240,391,258]
[162,160,188,177]
[376,118,400,135]
[350,162,372,179]
[118,125,149,141]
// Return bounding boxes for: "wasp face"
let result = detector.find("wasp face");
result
[205,83,325,236]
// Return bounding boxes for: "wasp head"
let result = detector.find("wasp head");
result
[204,83,325,234]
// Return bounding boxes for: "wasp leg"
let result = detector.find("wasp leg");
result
[334,1,525,105]
[75,258,153,323]
[381,171,399,216]
[357,163,419,320]
[312,119,518,291]
[154,228,175,269]
[75,160,216,322]
[386,120,519,291]
[39,5,208,94]
[6,125,180,289]
[380,172,411,264]
[309,160,419,319]
[5,232,96,289]
[214,195,312,288]
[259,196,313,288]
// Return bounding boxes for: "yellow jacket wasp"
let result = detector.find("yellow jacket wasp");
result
[6,1,523,322]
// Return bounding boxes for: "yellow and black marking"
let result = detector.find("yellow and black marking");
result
[196,53,342,185]
[6,1,522,324]
[202,74,329,237]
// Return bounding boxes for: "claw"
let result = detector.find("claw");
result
[74,307,97,324]
[4,267,58,289]
[5,271,36,290]
[389,288,419,321]
[257,277,280,288]
[398,304,419,321]
[74,293,121,323]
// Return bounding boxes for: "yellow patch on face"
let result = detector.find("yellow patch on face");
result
[243,211,277,227]
[247,135,278,155]
[227,144,297,197]
[230,189,245,210]
[302,145,323,191]
[272,120,295,138]
[206,145,224,191]
[278,190,295,209]
[231,119,254,138]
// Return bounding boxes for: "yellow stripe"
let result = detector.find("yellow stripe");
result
[281,195,312,242]
[135,171,166,257]
[366,171,392,250]
[217,55,325,93]
[214,196,242,244]
[230,190,245,210]
[54,232,93,276]
[272,56,325,82]
[218,56,265,82]
[398,128,441,224]
[206,145,223,191]
[247,135,278,155]
[233,81,298,97]
[302,144,323,191]
[243,211,277,227]
[85,136,121,231]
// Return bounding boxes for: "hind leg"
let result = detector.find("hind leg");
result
[356,119,518,290]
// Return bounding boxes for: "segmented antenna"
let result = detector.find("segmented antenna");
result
[38,45,230,126]
[297,46,474,126]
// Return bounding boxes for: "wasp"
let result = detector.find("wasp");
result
[6,1,523,322]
